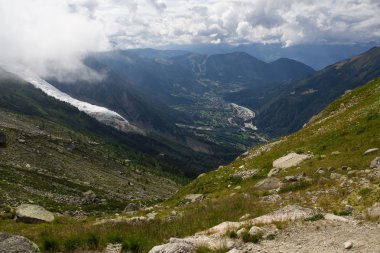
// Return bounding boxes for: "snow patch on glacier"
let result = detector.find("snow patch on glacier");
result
[3,65,141,134]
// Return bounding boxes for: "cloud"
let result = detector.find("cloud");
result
[146,0,167,12]
[0,0,109,82]
[0,0,379,80]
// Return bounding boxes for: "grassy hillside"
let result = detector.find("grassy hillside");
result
[1,79,378,252]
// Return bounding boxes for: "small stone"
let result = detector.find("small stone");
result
[236,228,247,237]
[364,148,379,155]
[341,166,351,171]
[268,167,281,177]
[239,213,250,220]
[17,138,26,144]
[344,241,353,249]
[317,167,325,174]
[249,226,264,236]
[344,205,353,213]
[299,171,307,177]
[331,151,341,155]
[327,166,335,172]
[370,157,380,169]
[197,173,206,178]
[284,176,298,182]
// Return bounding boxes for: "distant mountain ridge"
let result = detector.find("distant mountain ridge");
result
[250,46,380,136]
[49,50,315,158]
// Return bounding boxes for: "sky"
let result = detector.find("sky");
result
[0,0,379,80]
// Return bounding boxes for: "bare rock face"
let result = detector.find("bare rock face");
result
[251,205,316,224]
[0,233,40,253]
[273,153,312,169]
[148,239,195,253]
[15,204,54,223]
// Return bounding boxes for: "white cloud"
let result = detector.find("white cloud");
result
[0,0,379,80]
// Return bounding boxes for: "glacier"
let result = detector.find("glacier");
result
[2,65,142,134]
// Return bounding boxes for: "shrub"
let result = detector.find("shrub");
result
[63,237,82,251]
[84,233,99,250]
[227,230,238,239]
[242,231,263,244]
[304,213,324,222]
[42,237,59,252]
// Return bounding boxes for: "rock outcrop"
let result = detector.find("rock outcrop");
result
[82,190,97,204]
[0,233,40,253]
[15,204,54,223]
[254,177,283,191]
[232,169,258,180]
[149,239,195,253]
[272,153,312,169]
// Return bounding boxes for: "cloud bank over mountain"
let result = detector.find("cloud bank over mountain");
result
[0,0,379,80]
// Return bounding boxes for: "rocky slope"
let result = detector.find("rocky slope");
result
[145,78,380,252]
[1,78,377,252]
[0,73,182,215]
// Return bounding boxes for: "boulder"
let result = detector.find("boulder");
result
[0,132,6,148]
[0,233,40,253]
[252,205,316,224]
[182,194,205,204]
[15,204,54,223]
[255,177,283,191]
[248,226,263,236]
[82,190,97,204]
[124,202,141,213]
[232,169,258,180]
[370,157,380,169]
[344,241,354,249]
[364,148,379,155]
[272,153,312,169]
[148,240,195,253]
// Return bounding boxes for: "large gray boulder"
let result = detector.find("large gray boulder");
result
[273,152,312,169]
[148,240,195,253]
[15,204,54,223]
[0,233,40,253]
